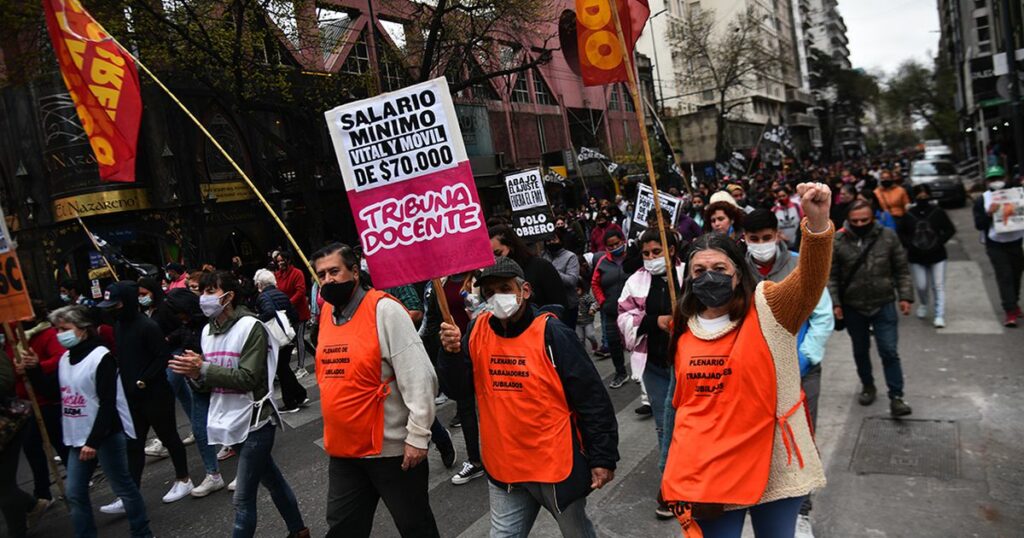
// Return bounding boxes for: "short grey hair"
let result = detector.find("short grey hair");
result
[48,305,95,329]
[253,269,277,289]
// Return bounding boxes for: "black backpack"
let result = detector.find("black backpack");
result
[910,208,940,251]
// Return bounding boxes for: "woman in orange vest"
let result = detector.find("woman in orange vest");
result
[661,182,834,538]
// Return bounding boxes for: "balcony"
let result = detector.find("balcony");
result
[786,87,816,106]
[787,112,820,128]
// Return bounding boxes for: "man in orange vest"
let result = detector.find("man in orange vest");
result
[311,243,440,538]
[439,257,619,537]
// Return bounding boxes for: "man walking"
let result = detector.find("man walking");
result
[312,243,439,538]
[974,165,1024,327]
[439,257,619,537]
[829,201,914,417]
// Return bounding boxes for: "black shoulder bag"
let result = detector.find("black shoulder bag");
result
[834,233,882,331]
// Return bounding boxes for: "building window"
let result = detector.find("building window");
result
[511,72,531,103]
[533,69,557,105]
[609,84,621,110]
[701,89,714,101]
[622,84,635,111]
[377,32,410,92]
[536,116,547,153]
[318,7,352,62]
[340,29,370,75]
[976,15,991,54]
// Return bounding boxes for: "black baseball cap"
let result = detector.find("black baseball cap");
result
[477,257,525,284]
[97,281,139,309]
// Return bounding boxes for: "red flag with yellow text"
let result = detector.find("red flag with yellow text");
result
[575,0,650,86]
[42,0,142,183]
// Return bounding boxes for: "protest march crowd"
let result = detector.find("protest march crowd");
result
[3,150,1022,538]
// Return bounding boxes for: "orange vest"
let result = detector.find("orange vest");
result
[468,312,574,484]
[316,289,395,458]
[661,303,806,506]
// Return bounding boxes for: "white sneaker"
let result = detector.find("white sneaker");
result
[294,368,309,379]
[227,478,237,491]
[162,479,194,503]
[795,514,815,538]
[182,433,195,446]
[434,393,449,405]
[145,439,168,458]
[99,498,124,514]
[934,317,946,328]
[916,305,928,319]
[190,474,226,498]
[217,446,236,461]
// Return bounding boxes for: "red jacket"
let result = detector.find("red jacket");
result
[589,223,623,253]
[4,323,64,406]
[275,265,311,321]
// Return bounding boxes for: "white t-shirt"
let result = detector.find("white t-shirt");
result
[696,313,731,334]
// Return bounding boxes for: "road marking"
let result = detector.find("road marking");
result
[935,261,1005,335]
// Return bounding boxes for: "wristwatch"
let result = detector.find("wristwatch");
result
[136,380,146,389]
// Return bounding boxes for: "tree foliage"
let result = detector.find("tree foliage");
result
[668,5,782,159]
[808,47,879,156]
[883,59,958,145]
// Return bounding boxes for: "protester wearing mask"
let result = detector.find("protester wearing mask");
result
[829,201,914,417]
[589,211,623,253]
[165,263,189,291]
[273,251,312,375]
[742,209,833,537]
[137,278,163,317]
[51,305,152,538]
[59,279,95,307]
[830,184,856,229]
[660,183,833,538]
[677,201,703,243]
[772,186,804,250]
[97,281,193,513]
[872,170,910,222]
[591,229,631,388]
[490,225,569,316]
[169,271,309,538]
[689,194,706,229]
[543,230,582,329]
[973,165,1024,327]
[899,185,957,328]
[617,230,684,520]
[439,257,619,538]
[307,243,438,537]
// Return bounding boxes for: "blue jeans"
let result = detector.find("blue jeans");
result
[600,310,627,376]
[844,302,905,398]
[488,481,596,538]
[232,423,304,538]
[659,366,676,473]
[66,433,152,538]
[191,391,219,474]
[696,496,804,538]
[167,367,193,417]
[643,362,672,456]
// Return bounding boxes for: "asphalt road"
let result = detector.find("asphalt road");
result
[12,205,1024,537]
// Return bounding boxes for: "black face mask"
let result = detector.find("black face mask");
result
[320,281,357,309]
[544,243,562,254]
[691,271,735,308]
[849,222,874,237]
[881,180,893,188]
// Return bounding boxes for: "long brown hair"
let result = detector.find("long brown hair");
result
[667,233,758,359]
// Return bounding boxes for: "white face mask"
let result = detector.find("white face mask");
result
[989,181,1006,191]
[747,241,777,263]
[643,257,667,275]
[487,293,521,320]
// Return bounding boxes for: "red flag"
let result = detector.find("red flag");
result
[576,0,650,86]
[42,0,142,183]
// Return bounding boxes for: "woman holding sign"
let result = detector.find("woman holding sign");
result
[661,183,832,538]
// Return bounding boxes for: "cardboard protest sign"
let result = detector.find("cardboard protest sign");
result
[991,187,1024,234]
[325,78,493,288]
[505,169,555,242]
[631,183,681,240]
[0,207,34,323]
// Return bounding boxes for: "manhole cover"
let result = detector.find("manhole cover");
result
[850,418,959,479]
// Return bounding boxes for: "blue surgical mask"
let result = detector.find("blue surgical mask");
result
[139,295,153,307]
[57,329,82,349]
[610,245,626,257]
[60,293,71,303]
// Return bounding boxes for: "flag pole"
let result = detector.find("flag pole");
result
[4,323,67,509]
[608,0,678,307]
[643,95,694,196]
[73,210,120,282]
[88,21,317,281]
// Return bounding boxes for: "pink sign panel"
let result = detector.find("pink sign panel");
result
[325,78,493,289]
